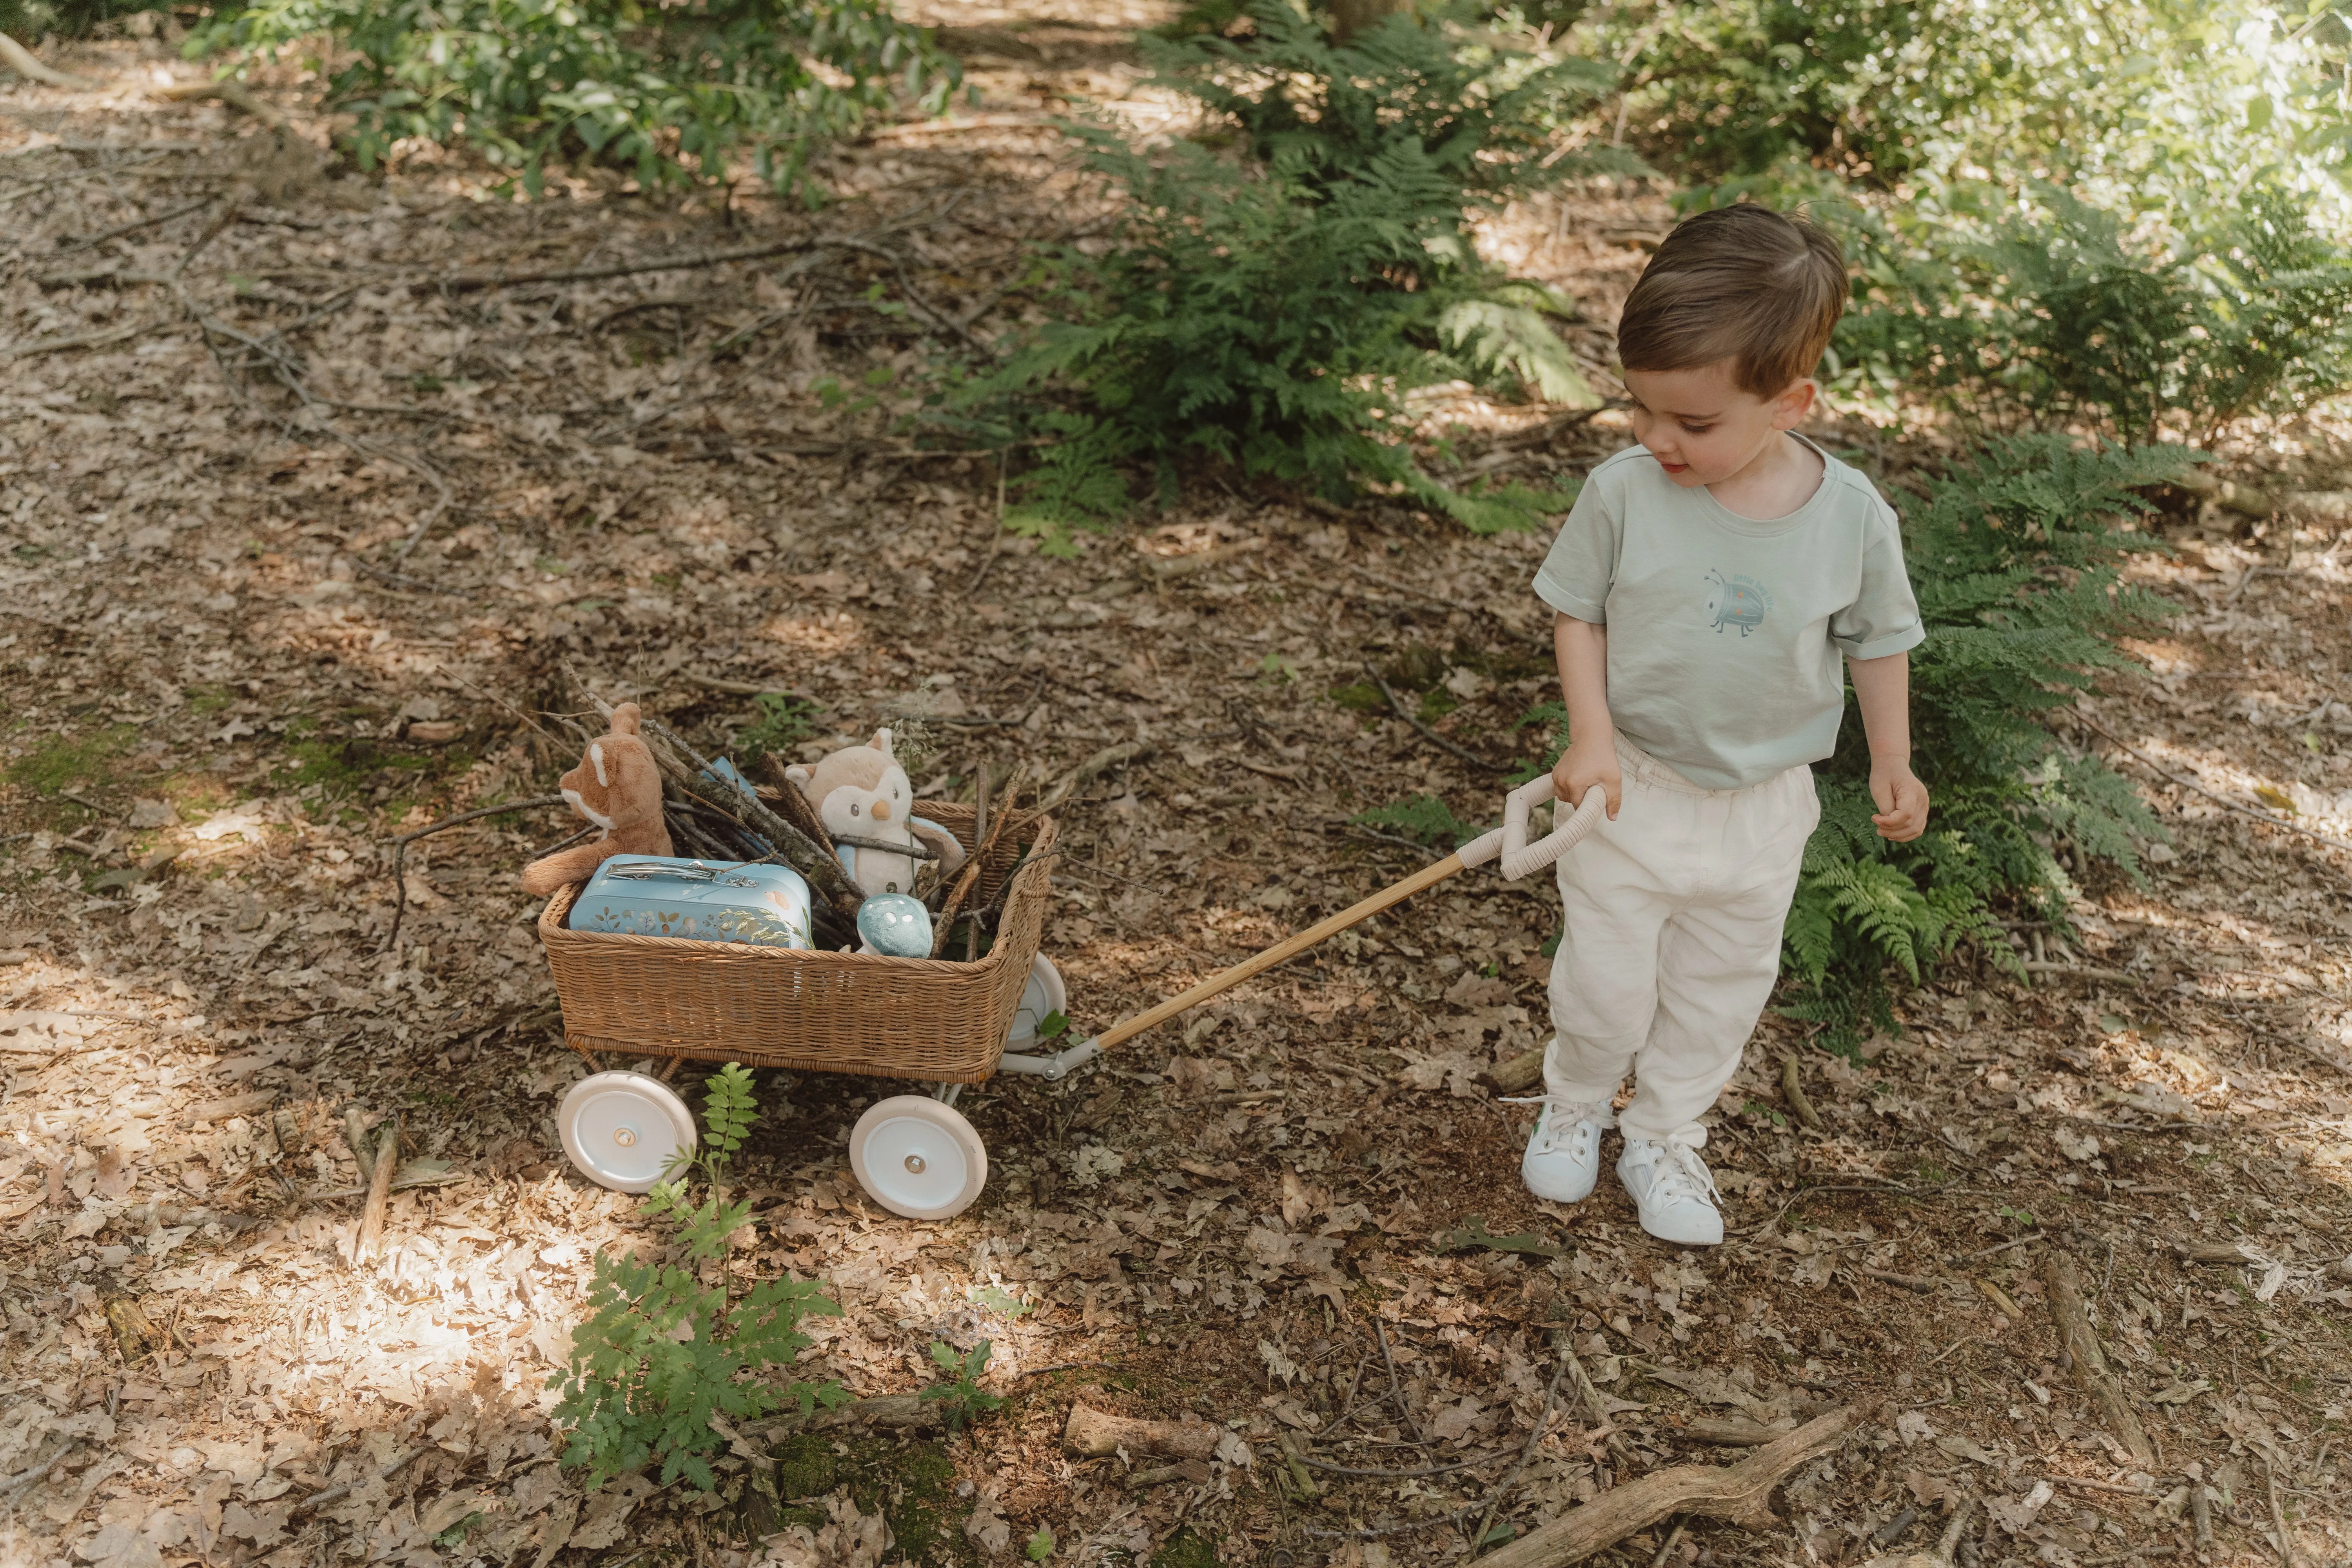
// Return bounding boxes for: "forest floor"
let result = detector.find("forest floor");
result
[2,5,2350,1568]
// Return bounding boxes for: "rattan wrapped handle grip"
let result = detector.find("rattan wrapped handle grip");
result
[1455,775,1607,880]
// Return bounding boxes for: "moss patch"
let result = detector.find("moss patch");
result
[7,724,138,796]
[1150,1526,1220,1568]
[751,1432,975,1566]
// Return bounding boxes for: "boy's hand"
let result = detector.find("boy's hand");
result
[1870,760,1930,842]
[1553,735,1622,820]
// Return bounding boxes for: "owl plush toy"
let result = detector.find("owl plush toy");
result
[785,730,967,897]
[520,702,675,895]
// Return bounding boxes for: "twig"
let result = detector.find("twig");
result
[382,795,566,954]
[1305,1500,1498,1542]
[438,236,825,292]
[1376,1318,1428,1443]
[289,1445,426,1514]
[1364,660,1508,774]
[1473,1336,1575,1552]
[341,1107,377,1187]
[56,194,215,250]
[1038,742,1154,813]
[2263,1452,2296,1568]
[0,1435,83,1501]
[1779,1056,1824,1130]
[2044,1250,2154,1466]
[2,314,176,358]
[2074,711,2352,855]
[1299,1448,1515,1479]
[2021,961,2141,984]
[1472,1405,1872,1568]
[1644,1520,1688,1568]
[353,1116,399,1265]
[969,449,1009,596]
[0,33,94,86]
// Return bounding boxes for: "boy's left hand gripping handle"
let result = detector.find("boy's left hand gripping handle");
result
[1457,777,1607,880]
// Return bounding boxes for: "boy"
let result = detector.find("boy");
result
[1521,204,1929,1246]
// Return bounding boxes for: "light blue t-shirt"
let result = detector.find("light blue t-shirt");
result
[1532,438,1925,790]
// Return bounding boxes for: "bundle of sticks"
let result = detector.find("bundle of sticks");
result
[574,684,1041,959]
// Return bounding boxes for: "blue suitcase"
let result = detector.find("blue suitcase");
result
[568,856,813,949]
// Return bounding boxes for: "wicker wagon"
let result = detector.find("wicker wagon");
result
[538,802,1060,1219]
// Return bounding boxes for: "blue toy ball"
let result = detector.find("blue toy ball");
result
[857,893,934,958]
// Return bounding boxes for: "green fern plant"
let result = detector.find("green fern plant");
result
[1352,793,1483,847]
[1782,435,2187,1044]
[550,1064,848,1490]
[964,0,1631,548]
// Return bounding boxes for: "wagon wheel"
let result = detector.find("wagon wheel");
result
[1005,953,1067,1047]
[558,1071,698,1193]
[849,1096,988,1220]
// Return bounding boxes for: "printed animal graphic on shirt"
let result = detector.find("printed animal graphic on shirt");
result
[1703,570,1772,637]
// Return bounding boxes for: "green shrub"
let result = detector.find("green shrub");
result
[1783,436,2188,1043]
[1593,0,2351,204]
[196,0,959,198]
[1826,184,2352,443]
[551,1064,847,1490]
[966,0,1630,546]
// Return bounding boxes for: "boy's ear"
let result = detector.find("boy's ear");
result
[1769,378,1818,431]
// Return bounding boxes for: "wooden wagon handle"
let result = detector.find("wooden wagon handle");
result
[1000,782,1604,1080]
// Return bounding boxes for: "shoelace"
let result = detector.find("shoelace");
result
[1500,1096,1610,1156]
[1634,1140,1720,1207]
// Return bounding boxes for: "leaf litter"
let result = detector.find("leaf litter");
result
[1,5,2350,1566]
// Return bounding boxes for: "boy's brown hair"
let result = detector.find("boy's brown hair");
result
[1615,205,1847,396]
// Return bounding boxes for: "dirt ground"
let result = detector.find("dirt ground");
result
[2,5,2350,1568]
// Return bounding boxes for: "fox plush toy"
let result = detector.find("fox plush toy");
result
[785,729,966,898]
[520,702,674,895]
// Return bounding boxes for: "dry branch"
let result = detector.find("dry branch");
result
[353,1118,399,1265]
[0,33,94,86]
[1479,1047,1546,1095]
[1062,1403,1222,1461]
[2075,710,2352,857]
[2044,1250,2154,1466]
[1365,659,1508,773]
[1474,1403,1871,1568]
[1780,1056,1825,1131]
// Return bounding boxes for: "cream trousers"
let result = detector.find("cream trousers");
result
[1542,736,1820,1147]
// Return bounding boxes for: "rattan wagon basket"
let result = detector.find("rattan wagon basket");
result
[538,802,1055,1086]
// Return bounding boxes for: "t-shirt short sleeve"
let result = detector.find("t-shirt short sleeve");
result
[1829,500,1926,659]
[1532,470,1622,623]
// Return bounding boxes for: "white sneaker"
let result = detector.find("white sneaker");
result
[1616,1138,1724,1246]
[1510,1097,1614,1203]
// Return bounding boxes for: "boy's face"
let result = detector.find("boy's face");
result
[1620,361,1815,489]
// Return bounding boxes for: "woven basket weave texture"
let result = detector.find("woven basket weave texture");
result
[538,803,1054,1083]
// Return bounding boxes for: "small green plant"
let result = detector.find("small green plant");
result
[1351,794,1481,848]
[735,693,822,766]
[1996,1204,2040,1229]
[918,1339,1004,1432]
[196,0,959,199]
[1031,1009,1071,1042]
[551,1064,848,1491]
[1026,1526,1058,1562]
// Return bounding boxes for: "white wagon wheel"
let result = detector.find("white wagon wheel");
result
[1005,953,1068,1047]
[559,1071,699,1193]
[849,1095,989,1220]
